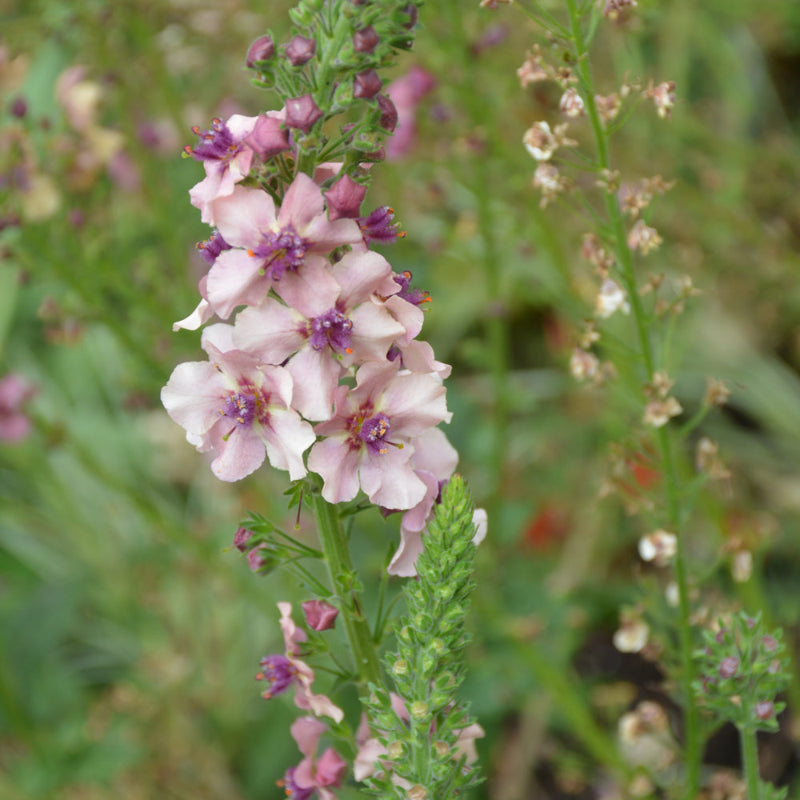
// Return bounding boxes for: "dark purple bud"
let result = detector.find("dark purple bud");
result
[247,35,275,67]
[756,701,775,720]
[285,35,316,66]
[197,229,232,266]
[247,544,271,572]
[354,69,382,100]
[353,26,379,53]
[302,599,339,631]
[233,526,255,552]
[394,270,430,306]
[761,635,778,653]
[359,206,405,245]
[472,22,509,54]
[715,629,728,644]
[719,656,739,679]
[10,96,27,118]
[324,173,367,220]
[68,209,85,228]
[285,94,323,133]
[245,114,291,158]
[376,94,398,132]
[400,4,418,29]
[256,654,296,698]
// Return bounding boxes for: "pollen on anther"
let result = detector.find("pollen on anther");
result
[346,347,353,354]
[247,248,255,257]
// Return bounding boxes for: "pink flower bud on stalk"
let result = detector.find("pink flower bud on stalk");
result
[302,600,339,631]
[246,35,275,67]
[285,35,316,66]
[285,94,323,133]
[353,26,379,53]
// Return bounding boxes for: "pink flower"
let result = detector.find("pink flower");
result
[233,249,406,420]
[160,324,315,481]
[301,600,339,631]
[307,361,451,509]
[202,174,361,319]
[280,717,348,800]
[256,603,344,722]
[0,374,36,443]
[187,114,274,223]
[385,66,435,160]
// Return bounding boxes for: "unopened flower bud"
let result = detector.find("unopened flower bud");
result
[376,94,398,132]
[233,526,255,551]
[324,173,366,220]
[246,35,275,67]
[354,69,383,99]
[285,35,316,66]
[10,96,27,118]
[410,700,429,719]
[285,94,323,133]
[400,4,418,29]
[761,635,778,653]
[246,114,291,158]
[392,659,409,676]
[353,26,379,53]
[756,701,775,720]
[560,87,585,117]
[719,656,739,679]
[407,785,427,800]
[301,599,338,631]
[387,741,404,758]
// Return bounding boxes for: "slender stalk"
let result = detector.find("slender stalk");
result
[739,711,762,800]
[310,493,381,689]
[563,1,702,794]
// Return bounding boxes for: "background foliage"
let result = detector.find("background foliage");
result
[2,0,800,797]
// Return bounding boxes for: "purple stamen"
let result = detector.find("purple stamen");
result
[308,308,354,354]
[221,392,257,427]
[196,229,232,265]
[279,767,314,800]
[359,206,405,245]
[256,654,296,698]
[186,118,244,163]
[251,225,308,280]
[393,270,430,306]
[358,412,392,454]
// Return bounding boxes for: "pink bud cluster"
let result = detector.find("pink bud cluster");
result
[162,111,460,574]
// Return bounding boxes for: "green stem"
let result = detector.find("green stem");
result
[563,1,702,793]
[739,714,762,800]
[310,493,381,689]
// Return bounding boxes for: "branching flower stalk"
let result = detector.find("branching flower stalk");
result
[512,0,703,793]
[161,0,486,796]
[562,3,701,791]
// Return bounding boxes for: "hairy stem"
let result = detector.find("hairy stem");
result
[563,0,702,793]
[310,493,381,689]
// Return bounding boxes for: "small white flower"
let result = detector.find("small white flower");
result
[638,529,677,567]
[596,278,630,318]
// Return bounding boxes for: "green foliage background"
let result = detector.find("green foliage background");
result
[2,0,800,797]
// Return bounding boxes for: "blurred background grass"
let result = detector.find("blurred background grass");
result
[2,0,800,797]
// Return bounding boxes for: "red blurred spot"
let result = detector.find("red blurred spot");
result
[522,502,569,551]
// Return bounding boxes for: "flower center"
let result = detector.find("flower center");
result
[251,224,308,281]
[308,308,354,354]
[256,654,296,699]
[355,411,392,455]
[185,118,243,163]
[221,392,257,427]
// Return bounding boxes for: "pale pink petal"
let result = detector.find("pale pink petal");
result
[382,372,451,434]
[410,426,458,478]
[210,186,276,248]
[359,447,426,510]
[172,298,214,332]
[261,405,315,481]
[387,525,425,578]
[395,339,452,378]
[385,295,424,344]
[161,361,228,434]
[349,302,406,363]
[279,602,307,652]
[234,299,306,363]
[332,249,397,304]
[272,255,340,315]
[286,347,344,422]
[472,508,488,546]
[278,171,325,230]
[209,424,266,481]
[354,737,385,781]
[316,748,348,786]
[206,249,268,319]
[307,437,362,504]
[291,716,326,758]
